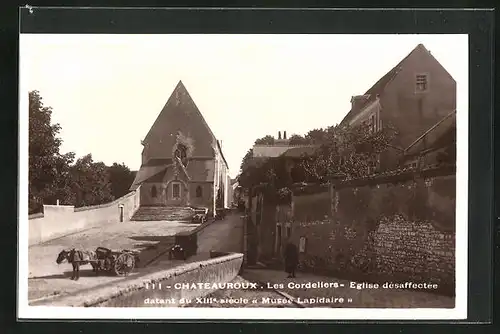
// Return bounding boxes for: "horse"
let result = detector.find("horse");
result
[56,249,99,280]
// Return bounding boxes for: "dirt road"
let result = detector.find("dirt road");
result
[28,220,198,301]
[28,213,246,304]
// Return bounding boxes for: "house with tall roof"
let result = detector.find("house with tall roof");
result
[129,81,230,217]
[339,43,456,172]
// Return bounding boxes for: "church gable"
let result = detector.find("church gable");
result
[142,81,218,162]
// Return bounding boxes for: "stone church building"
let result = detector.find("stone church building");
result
[130,81,230,214]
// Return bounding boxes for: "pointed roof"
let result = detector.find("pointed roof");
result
[340,44,432,126]
[143,80,218,145]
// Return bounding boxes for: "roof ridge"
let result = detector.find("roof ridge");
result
[340,44,425,126]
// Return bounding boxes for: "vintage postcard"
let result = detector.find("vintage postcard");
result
[18,33,468,320]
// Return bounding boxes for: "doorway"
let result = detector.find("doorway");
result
[275,224,282,256]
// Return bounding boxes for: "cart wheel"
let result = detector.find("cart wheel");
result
[114,253,135,276]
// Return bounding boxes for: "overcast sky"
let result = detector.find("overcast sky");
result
[20,34,467,178]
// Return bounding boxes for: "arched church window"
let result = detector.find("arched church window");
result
[175,144,187,161]
[196,186,203,198]
[151,185,157,198]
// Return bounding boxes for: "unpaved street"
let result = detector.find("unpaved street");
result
[28,220,198,301]
[28,214,245,304]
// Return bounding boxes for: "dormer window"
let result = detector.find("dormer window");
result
[416,73,429,92]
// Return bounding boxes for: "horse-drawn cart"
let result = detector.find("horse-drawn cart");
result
[95,247,137,276]
[57,247,139,280]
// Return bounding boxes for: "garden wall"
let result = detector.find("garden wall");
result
[28,186,141,246]
[286,168,456,295]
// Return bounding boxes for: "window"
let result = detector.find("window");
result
[172,183,180,199]
[174,144,188,166]
[299,236,307,253]
[196,185,203,198]
[151,185,157,198]
[286,226,291,238]
[370,114,376,133]
[416,74,429,92]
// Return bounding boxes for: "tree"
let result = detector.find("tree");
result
[305,128,330,145]
[108,162,136,199]
[301,123,397,182]
[28,90,137,212]
[239,135,277,173]
[288,134,309,145]
[29,90,76,213]
[254,135,275,145]
[70,154,114,207]
[240,148,254,172]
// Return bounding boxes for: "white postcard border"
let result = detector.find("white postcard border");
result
[18,33,468,320]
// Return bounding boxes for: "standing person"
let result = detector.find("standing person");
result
[284,238,299,278]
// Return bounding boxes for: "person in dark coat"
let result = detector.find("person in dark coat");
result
[284,239,299,278]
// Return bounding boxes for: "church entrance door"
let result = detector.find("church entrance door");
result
[166,181,189,207]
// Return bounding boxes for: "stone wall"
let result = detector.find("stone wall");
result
[283,169,456,295]
[33,252,244,307]
[28,186,141,246]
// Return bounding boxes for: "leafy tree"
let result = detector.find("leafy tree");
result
[254,135,275,145]
[239,134,277,173]
[305,128,330,145]
[239,123,397,190]
[70,154,114,207]
[288,134,308,145]
[29,90,76,213]
[29,90,137,212]
[300,123,397,182]
[240,148,254,172]
[108,162,136,199]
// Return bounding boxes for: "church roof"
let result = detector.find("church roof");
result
[142,80,229,170]
[129,164,171,190]
[144,168,169,183]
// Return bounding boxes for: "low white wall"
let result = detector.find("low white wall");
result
[29,186,141,246]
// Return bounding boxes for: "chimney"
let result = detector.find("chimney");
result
[278,131,281,139]
[351,95,368,111]
[284,131,287,139]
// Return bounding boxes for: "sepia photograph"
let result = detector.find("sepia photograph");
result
[18,33,468,320]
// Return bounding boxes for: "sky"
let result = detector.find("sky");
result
[20,34,468,178]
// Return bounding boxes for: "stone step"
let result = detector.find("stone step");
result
[131,206,195,222]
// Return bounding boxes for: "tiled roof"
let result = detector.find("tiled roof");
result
[129,164,172,190]
[281,145,320,158]
[340,44,427,126]
[144,168,169,183]
[252,144,292,158]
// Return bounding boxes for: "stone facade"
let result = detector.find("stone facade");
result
[249,167,456,295]
[130,81,230,213]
